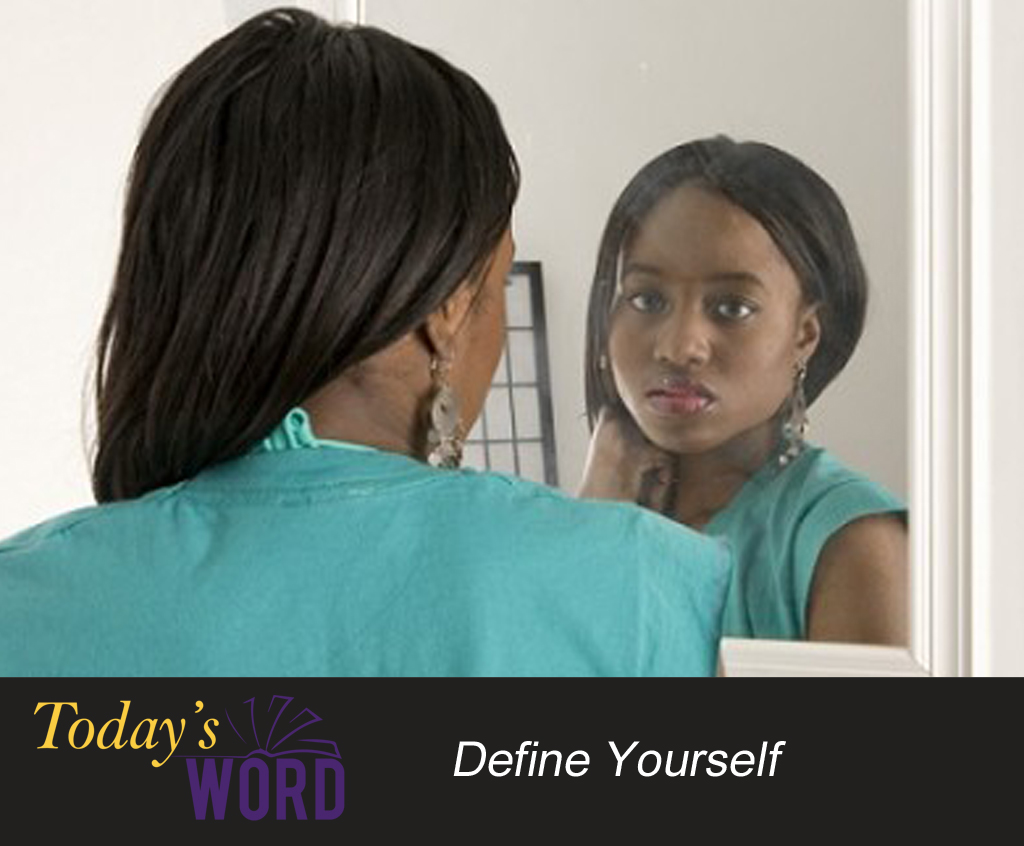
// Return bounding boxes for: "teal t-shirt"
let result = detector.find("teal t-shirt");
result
[705,446,906,640]
[0,409,732,676]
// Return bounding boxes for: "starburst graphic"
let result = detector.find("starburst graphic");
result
[219,695,341,759]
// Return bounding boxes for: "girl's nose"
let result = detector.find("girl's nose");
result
[653,311,711,368]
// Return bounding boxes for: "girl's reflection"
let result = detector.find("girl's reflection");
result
[581,136,907,644]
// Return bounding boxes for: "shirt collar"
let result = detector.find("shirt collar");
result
[255,406,378,455]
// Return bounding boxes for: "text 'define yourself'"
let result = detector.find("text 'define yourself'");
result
[454,740,786,777]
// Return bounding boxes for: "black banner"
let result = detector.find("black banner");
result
[4,678,1014,835]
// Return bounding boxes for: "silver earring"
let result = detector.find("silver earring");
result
[598,353,609,371]
[427,355,465,469]
[779,362,808,467]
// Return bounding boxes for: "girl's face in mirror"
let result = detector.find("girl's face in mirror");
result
[608,184,820,465]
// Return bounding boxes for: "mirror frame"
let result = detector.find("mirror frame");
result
[722,0,975,676]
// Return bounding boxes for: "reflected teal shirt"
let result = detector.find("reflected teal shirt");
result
[0,409,731,676]
[706,446,906,640]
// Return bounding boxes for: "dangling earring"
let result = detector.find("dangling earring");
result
[426,354,465,469]
[779,362,808,468]
[598,353,609,371]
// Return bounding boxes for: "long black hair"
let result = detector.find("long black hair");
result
[93,8,519,501]
[584,135,867,428]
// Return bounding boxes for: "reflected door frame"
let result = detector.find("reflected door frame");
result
[724,0,978,677]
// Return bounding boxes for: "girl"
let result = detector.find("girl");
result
[581,137,906,644]
[0,11,729,676]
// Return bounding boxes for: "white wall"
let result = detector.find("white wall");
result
[367,0,911,500]
[0,0,909,540]
[0,2,230,539]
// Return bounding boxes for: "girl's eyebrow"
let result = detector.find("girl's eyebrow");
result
[622,262,765,290]
[621,261,664,277]
[705,271,766,289]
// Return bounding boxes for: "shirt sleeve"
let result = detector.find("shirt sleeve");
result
[791,478,907,635]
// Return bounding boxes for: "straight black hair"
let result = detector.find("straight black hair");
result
[93,8,519,501]
[584,136,868,429]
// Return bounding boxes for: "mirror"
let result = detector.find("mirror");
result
[0,0,970,673]
[367,0,912,645]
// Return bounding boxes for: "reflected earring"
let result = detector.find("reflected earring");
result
[427,354,465,469]
[779,362,808,467]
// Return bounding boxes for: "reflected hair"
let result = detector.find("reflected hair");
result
[584,135,868,428]
[93,8,519,501]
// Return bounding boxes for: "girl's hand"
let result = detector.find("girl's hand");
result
[577,406,678,513]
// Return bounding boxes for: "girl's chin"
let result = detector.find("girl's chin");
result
[639,420,782,468]
[635,423,724,457]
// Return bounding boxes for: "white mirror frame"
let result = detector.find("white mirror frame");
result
[722,0,975,677]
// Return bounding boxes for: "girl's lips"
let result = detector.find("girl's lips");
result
[646,388,715,416]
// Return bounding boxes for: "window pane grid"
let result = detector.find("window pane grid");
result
[461,261,558,486]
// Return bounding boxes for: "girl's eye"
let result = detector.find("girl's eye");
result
[626,291,668,314]
[712,298,757,321]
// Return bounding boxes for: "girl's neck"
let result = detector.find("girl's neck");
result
[302,346,432,460]
[668,418,780,529]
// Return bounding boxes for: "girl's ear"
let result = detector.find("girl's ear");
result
[795,304,822,362]
[420,282,477,359]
